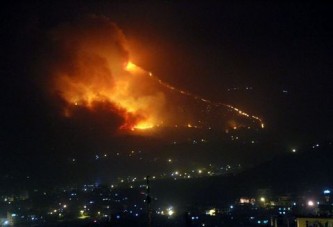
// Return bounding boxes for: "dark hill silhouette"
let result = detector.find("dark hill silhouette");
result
[149,142,333,209]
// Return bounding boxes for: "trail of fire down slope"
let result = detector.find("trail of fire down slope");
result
[126,62,265,130]
[48,16,264,132]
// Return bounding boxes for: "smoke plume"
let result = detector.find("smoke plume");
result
[44,15,166,131]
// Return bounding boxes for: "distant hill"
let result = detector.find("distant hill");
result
[237,141,333,194]
[149,141,333,209]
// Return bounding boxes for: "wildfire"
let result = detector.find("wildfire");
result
[48,16,164,131]
[56,59,161,130]
[125,61,140,72]
[46,16,264,133]
[132,122,155,130]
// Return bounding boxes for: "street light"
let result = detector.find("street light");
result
[307,200,314,207]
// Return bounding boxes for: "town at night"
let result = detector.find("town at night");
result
[1,1,333,226]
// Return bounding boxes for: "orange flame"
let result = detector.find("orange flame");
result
[49,16,164,131]
[46,16,264,133]
[125,61,139,72]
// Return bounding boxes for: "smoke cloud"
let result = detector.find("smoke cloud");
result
[37,15,261,135]
[42,15,166,131]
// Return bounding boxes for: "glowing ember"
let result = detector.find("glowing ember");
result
[125,61,139,72]
[132,122,155,130]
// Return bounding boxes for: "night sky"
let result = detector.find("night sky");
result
[1,1,333,188]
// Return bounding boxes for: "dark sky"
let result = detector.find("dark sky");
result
[1,1,333,187]
[113,1,333,140]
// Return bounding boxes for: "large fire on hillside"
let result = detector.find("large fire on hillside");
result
[46,16,263,133]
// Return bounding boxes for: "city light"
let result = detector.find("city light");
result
[324,190,331,194]
[167,207,175,216]
[206,208,216,216]
[2,7,332,227]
